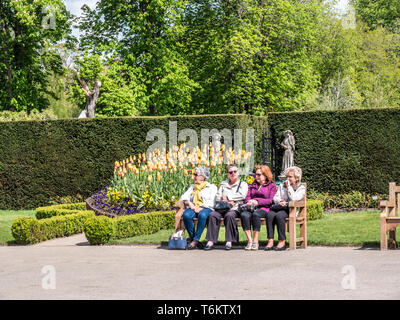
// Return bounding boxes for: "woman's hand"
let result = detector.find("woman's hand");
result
[194,207,202,213]
[279,200,288,206]
[228,200,235,206]
[188,201,196,210]
[284,179,290,188]
[248,199,258,206]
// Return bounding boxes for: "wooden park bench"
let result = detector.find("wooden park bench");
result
[380,182,400,250]
[174,183,307,250]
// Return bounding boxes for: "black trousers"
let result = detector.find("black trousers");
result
[206,210,239,243]
[266,208,289,241]
[240,209,267,232]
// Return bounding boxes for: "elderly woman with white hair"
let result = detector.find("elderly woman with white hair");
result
[265,166,305,251]
[180,166,218,250]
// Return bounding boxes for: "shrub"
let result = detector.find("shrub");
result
[307,200,324,221]
[0,110,58,122]
[11,217,40,244]
[11,211,95,244]
[307,189,387,210]
[35,203,87,219]
[84,215,115,245]
[84,211,175,245]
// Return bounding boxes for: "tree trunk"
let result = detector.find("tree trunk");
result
[85,80,102,118]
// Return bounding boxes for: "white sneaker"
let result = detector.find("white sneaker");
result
[245,242,253,250]
[251,242,259,250]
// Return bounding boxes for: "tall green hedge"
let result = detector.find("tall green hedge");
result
[0,115,268,209]
[3,109,400,209]
[269,108,400,194]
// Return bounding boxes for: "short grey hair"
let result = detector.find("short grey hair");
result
[194,166,210,180]
[284,166,302,182]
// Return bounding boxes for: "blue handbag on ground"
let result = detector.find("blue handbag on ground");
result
[168,233,187,250]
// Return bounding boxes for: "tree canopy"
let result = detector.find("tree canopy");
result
[0,0,73,112]
[1,0,399,117]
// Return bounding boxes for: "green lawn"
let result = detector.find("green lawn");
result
[0,210,35,245]
[110,210,382,247]
[0,209,382,247]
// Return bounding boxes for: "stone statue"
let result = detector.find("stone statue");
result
[211,132,222,152]
[279,130,295,180]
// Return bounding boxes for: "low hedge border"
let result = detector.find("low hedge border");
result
[11,211,95,244]
[35,202,87,219]
[84,211,175,245]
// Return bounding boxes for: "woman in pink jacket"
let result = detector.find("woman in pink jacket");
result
[240,165,277,250]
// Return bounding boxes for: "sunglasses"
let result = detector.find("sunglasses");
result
[255,173,263,177]
[228,170,238,174]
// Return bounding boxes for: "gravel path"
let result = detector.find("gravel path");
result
[1,233,399,300]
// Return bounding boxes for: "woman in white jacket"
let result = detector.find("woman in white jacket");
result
[265,166,305,251]
[180,166,218,250]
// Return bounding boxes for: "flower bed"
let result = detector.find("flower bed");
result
[87,143,252,217]
[87,187,175,218]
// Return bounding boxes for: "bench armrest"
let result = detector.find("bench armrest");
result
[174,200,185,211]
[289,200,305,208]
[380,200,394,208]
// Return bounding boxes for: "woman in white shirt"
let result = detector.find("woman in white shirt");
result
[180,166,218,250]
[204,164,248,250]
[265,166,305,251]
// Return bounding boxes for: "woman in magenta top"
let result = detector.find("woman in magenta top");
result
[240,165,277,250]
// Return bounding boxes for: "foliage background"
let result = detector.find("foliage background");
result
[1,0,400,117]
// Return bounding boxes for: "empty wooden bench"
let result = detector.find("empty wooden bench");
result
[175,183,307,250]
[380,182,400,250]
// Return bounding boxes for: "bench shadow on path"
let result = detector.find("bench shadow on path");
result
[355,241,383,251]
[76,241,90,246]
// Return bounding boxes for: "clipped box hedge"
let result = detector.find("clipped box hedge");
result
[11,211,95,244]
[35,202,87,219]
[84,211,175,245]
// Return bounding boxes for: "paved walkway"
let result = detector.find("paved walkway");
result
[1,234,400,300]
